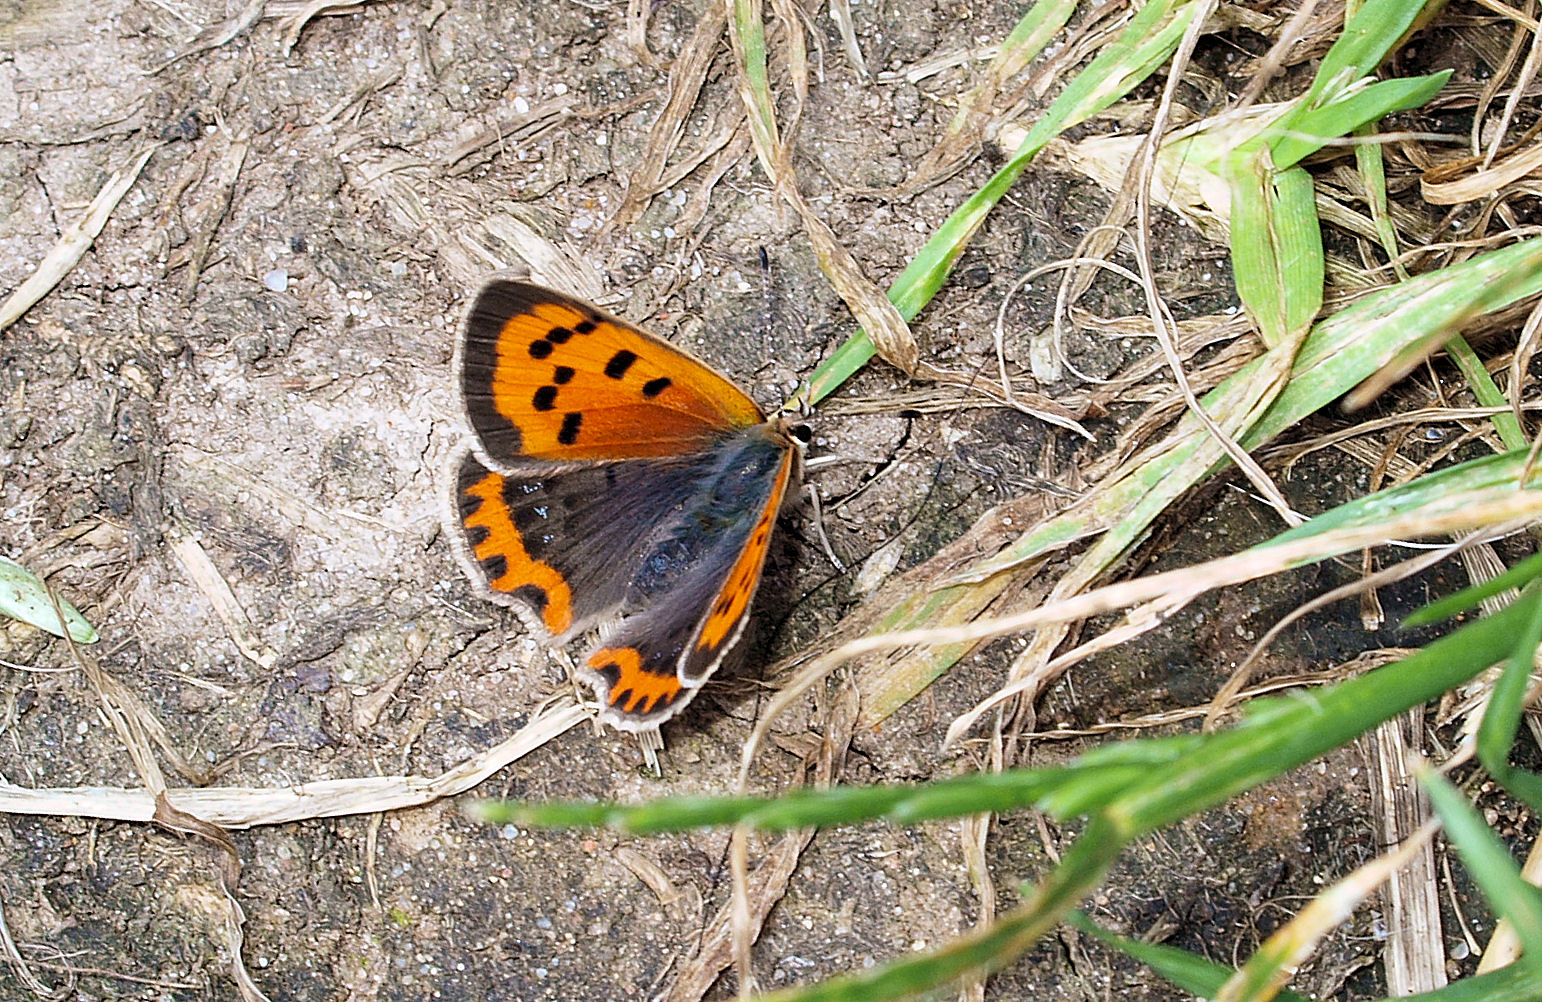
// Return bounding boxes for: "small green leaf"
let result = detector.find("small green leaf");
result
[1295,0,1438,111]
[1272,71,1451,168]
[0,556,97,644]
[1472,583,1542,813]
[1226,153,1323,346]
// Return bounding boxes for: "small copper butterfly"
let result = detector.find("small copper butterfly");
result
[451,279,808,731]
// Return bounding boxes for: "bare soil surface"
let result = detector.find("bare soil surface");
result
[0,2,1490,1000]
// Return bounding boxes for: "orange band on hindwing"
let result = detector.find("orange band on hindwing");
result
[587,646,684,717]
[459,468,575,635]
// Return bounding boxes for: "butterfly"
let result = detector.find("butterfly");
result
[451,278,808,731]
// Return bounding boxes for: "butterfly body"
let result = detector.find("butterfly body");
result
[452,279,805,730]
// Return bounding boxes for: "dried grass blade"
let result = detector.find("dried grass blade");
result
[0,146,155,332]
[607,3,729,232]
[0,702,589,828]
[168,527,279,670]
[727,0,916,374]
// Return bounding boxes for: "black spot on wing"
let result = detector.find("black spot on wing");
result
[480,552,508,580]
[604,350,638,379]
[513,584,551,618]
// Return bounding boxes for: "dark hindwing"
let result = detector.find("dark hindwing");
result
[455,448,726,640]
[579,427,797,730]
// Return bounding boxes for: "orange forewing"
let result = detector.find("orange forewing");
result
[462,282,765,463]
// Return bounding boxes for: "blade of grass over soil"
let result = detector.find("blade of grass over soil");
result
[1074,911,1542,1002]
[797,0,1203,406]
[1403,548,1542,627]
[479,599,1535,999]
[1471,582,1542,813]
[1069,913,1314,1002]
[1424,769,1542,970]
[1225,155,1323,349]
[1261,447,1542,551]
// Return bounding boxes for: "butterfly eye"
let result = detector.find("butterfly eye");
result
[790,424,813,446]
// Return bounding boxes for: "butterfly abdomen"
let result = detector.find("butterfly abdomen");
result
[626,429,788,600]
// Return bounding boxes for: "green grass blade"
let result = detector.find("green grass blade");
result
[1114,595,1528,830]
[1355,121,1408,278]
[800,0,1202,406]
[796,327,889,410]
[1445,334,1526,450]
[1271,71,1451,168]
[1263,448,1540,551]
[1291,0,1437,113]
[0,555,97,644]
[1403,547,1542,627]
[731,0,777,159]
[988,0,1079,78]
[935,0,1079,144]
[1377,963,1542,1002]
[476,758,1179,834]
[1424,770,1542,971]
[1069,913,1315,1002]
[1473,582,1542,813]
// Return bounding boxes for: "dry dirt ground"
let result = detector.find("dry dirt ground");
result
[0,1,1490,1000]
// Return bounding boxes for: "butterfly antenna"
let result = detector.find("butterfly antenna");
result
[756,245,775,360]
